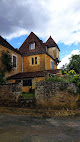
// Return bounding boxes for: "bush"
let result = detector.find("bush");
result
[68,70,76,76]
[29,87,35,93]
[70,75,80,93]
[70,75,80,86]
[46,75,64,82]
[0,68,5,83]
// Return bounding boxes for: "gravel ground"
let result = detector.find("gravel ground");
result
[0,113,80,142]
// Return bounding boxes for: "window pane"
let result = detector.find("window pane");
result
[23,80,27,86]
[29,43,35,50]
[23,79,32,86]
[13,55,16,67]
[51,61,54,69]
[35,57,37,64]
[32,58,34,65]
[29,79,32,86]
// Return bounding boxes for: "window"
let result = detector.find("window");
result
[31,57,37,65]
[51,61,54,69]
[29,43,35,50]
[12,55,17,67]
[35,57,37,64]
[23,79,32,86]
[32,58,34,65]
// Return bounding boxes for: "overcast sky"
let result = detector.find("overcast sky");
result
[0,0,80,68]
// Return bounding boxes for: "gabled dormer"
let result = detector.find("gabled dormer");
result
[45,36,60,63]
[19,32,46,55]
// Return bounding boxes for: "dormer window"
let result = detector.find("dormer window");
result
[29,42,35,50]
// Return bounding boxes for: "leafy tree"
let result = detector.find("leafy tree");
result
[61,64,69,75]
[1,50,13,72]
[62,54,80,74]
[67,54,80,74]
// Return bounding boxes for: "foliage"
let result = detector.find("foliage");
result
[0,50,13,84]
[29,87,35,93]
[62,54,80,74]
[68,70,76,75]
[67,88,77,95]
[46,75,64,82]
[0,68,5,83]
[61,63,69,75]
[68,54,80,74]
[46,73,80,94]
[1,50,13,72]
[69,74,80,93]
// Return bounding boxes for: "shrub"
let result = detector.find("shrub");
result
[69,75,80,93]
[70,75,80,86]
[0,68,5,83]
[46,76,64,82]
[68,70,76,76]
[29,87,35,93]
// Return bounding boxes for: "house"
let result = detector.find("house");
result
[0,32,61,92]
[0,35,22,80]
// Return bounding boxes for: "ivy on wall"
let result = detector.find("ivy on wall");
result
[0,50,13,83]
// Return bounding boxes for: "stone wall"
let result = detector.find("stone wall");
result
[35,81,80,109]
[0,83,22,106]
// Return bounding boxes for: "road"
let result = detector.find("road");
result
[0,114,80,142]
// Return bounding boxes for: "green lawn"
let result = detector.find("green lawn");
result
[22,92,35,98]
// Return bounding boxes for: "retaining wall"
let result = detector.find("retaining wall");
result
[35,81,80,109]
[0,83,22,106]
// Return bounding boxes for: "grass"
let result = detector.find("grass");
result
[0,106,80,117]
[22,92,35,98]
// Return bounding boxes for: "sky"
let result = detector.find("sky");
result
[0,0,80,68]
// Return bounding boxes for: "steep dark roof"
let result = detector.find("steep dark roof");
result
[0,36,22,55]
[7,69,61,80]
[19,32,60,62]
[19,32,46,55]
[46,36,60,51]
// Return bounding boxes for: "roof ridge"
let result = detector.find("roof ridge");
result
[46,36,56,44]
[45,36,60,51]
[0,35,22,55]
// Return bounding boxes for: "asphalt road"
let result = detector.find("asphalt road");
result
[0,114,80,142]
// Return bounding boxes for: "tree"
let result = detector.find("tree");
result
[67,54,80,74]
[61,54,80,75]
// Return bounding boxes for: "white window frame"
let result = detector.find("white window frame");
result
[46,47,48,52]
[29,42,35,50]
[12,54,17,68]
[51,60,54,69]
